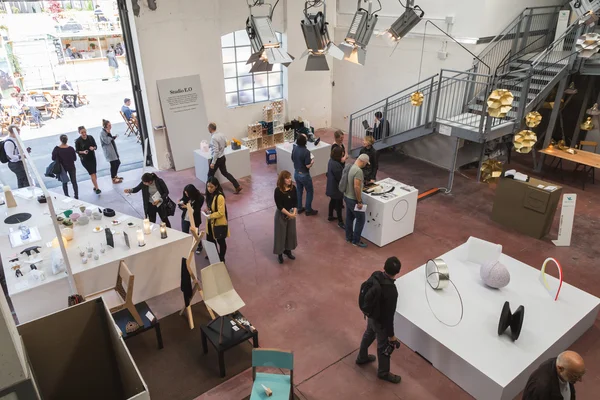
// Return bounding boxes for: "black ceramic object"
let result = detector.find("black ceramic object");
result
[4,213,32,224]
[498,301,525,341]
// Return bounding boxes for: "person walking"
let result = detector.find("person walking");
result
[273,170,298,264]
[356,257,402,384]
[51,134,78,199]
[292,134,318,216]
[74,126,101,194]
[3,125,29,188]
[124,172,171,227]
[523,351,585,400]
[179,184,205,254]
[107,47,120,81]
[344,154,370,247]
[204,177,229,262]
[208,122,242,194]
[360,135,378,183]
[100,119,122,184]
[326,146,345,229]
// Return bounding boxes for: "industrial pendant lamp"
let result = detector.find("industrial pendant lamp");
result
[581,116,594,131]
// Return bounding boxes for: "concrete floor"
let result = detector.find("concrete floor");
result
[54,129,600,400]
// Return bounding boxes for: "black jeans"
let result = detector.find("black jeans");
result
[181,220,202,250]
[358,318,391,377]
[110,159,121,179]
[62,168,78,198]
[147,203,171,227]
[207,227,227,262]
[8,160,28,188]
[328,198,343,222]
[208,156,240,189]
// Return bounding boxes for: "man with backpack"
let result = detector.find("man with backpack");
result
[357,256,402,384]
[1,125,29,188]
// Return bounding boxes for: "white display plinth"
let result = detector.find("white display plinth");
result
[194,146,251,185]
[276,141,331,178]
[361,178,418,247]
[0,188,193,324]
[395,239,600,400]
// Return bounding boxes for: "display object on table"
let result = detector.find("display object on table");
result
[51,248,65,274]
[480,159,503,183]
[160,223,167,239]
[480,261,510,289]
[200,140,209,152]
[62,227,74,241]
[143,218,151,235]
[3,186,17,208]
[513,130,537,154]
[539,257,563,301]
[497,301,525,341]
[105,228,114,248]
[124,231,131,248]
[425,258,449,290]
[92,210,102,220]
[487,89,514,118]
[78,215,89,225]
[71,213,81,222]
[466,236,502,266]
[137,229,145,247]
[525,111,542,128]
[231,138,242,150]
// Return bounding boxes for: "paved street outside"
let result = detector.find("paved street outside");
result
[0,77,144,189]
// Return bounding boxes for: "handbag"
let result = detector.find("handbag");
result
[212,224,228,240]
[163,197,177,217]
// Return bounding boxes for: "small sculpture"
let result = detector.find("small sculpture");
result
[480,261,510,289]
[498,301,524,341]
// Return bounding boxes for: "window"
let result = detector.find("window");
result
[221,30,284,107]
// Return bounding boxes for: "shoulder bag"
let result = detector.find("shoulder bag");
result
[211,194,228,239]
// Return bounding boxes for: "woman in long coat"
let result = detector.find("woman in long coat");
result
[100,119,122,184]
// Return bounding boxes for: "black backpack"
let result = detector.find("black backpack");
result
[0,140,12,164]
[359,274,382,319]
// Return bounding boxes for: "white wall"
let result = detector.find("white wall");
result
[130,0,334,170]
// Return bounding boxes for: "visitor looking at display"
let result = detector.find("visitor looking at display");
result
[291,134,317,216]
[51,134,79,199]
[273,170,298,264]
[360,135,378,183]
[3,125,29,188]
[326,146,345,229]
[343,154,370,248]
[179,184,205,254]
[331,129,348,164]
[74,126,101,194]
[204,177,229,262]
[356,256,402,384]
[100,119,122,184]
[208,122,243,194]
[523,350,585,399]
[124,172,172,228]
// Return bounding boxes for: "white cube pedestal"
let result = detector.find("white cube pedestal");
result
[276,141,331,178]
[361,178,418,247]
[194,146,251,185]
[394,239,600,400]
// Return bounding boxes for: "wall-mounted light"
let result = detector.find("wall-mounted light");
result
[385,1,424,42]
[339,0,379,65]
[246,1,294,73]
[300,1,344,71]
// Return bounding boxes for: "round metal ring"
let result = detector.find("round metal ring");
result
[424,272,464,327]
[425,258,449,290]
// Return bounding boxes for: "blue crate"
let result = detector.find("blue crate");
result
[266,149,277,165]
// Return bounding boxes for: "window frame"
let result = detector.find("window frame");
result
[221,30,285,108]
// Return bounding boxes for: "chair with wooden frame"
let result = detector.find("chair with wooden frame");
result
[179,203,216,329]
[47,96,63,119]
[84,260,143,326]
[250,349,294,400]
[574,140,598,187]
[120,111,136,136]
[77,93,89,105]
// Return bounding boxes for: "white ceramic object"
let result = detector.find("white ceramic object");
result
[82,257,88,264]
[466,237,502,266]
[62,228,74,241]
[78,215,90,225]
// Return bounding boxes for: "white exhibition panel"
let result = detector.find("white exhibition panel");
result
[395,239,600,400]
[361,178,418,247]
[276,141,331,178]
[157,74,209,171]
[193,146,251,185]
[0,188,193,324]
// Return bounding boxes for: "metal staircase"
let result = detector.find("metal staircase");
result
[347,4,587,184]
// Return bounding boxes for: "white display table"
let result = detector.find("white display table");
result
[275,141,331,177]
[194,146,251,185]
[394,238,600,400]
[0,188,193,324]
[361,178,418,247]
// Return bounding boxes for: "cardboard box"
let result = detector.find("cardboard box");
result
[18,298,149,400]
[491,177,562,239]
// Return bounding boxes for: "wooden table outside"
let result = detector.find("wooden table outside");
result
[540,147,600,189]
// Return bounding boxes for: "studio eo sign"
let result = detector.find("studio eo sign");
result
[170,87,194,95]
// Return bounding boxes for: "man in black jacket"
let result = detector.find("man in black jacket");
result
[523,351,584,400]
[356,257,401,383]
[124,172,172,227]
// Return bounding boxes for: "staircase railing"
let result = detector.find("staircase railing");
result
[348,75,438,151]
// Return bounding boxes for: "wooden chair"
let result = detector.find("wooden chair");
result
[77,94,89,105]
[574,140,597,187]
[179,203,215,329]
[85,260,143,326]
[48,98,62,119]
[120,111,134,137]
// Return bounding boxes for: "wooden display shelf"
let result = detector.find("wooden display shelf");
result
[242,131,291,152]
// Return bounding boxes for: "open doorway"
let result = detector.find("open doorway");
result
[0,0,150,190]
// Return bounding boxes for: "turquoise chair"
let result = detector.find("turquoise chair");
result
[250,349,294,400]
